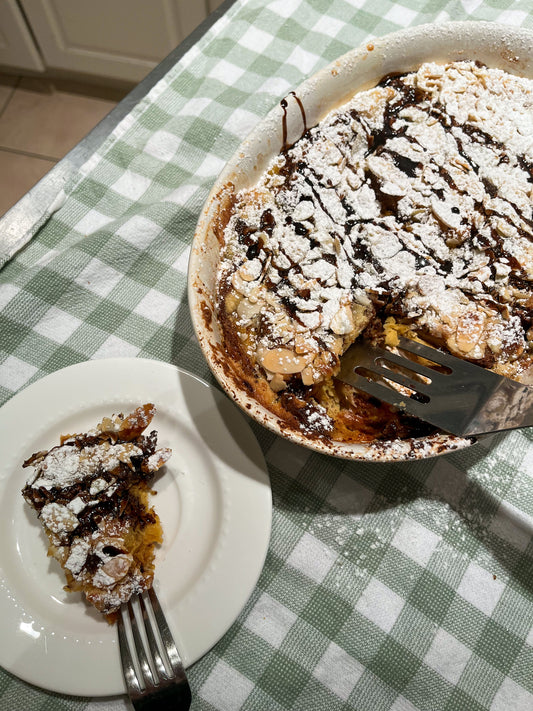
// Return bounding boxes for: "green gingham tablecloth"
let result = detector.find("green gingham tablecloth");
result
[1,1,533,709]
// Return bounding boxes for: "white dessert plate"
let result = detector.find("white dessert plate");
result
[0,358,272,696]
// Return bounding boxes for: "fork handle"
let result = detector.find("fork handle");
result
[131,684,192,711]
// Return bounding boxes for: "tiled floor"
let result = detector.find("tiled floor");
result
[0,74,128,217]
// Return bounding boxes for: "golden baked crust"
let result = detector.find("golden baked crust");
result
[216,61,533,444]
[22,404,170,621]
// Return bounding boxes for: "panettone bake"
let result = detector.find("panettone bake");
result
[22,404,171,620]
[215,61,533,445]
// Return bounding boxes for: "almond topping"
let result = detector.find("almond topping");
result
[239,258,263,282]
[453,310,487,354]
[330,304,355,335]
[260,348,310,374]
[101,554,132,582]
[301,366,316,386]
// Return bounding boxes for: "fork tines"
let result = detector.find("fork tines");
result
[118,587,191,709]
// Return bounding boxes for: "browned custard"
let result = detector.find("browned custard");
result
[22,404,171,620]
[216,61,533,445]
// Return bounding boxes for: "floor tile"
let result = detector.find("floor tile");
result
[0,77,118,160]
[0,150,55,216]
[0,73,17,114]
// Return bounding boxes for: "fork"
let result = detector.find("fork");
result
[118,587,192,710]
[337,336,533,437]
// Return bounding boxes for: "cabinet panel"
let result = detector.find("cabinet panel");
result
[20,0,210,83]
[0,0,44,72]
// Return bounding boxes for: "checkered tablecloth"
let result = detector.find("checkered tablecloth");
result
[1,1,532,710]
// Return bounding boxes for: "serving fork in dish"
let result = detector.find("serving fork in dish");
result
[118,587,191,710]
[338,337,533,438]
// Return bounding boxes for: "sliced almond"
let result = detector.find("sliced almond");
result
[301,365,316,386]
[431,198,462,229]
[323,142,343,165]
[144,448,172,473]
[239,258,263,282]
[231,270,249,295]
[260,348,309,374]
[346,171,362,190]
[330,304,355,335]
[366,155,390,180]
[65,539,90,576]
[294,334,319,355]
[454,310,486,354]
[381,180,407,197]
[495,218,515,239]
[40,503,79,534]
[100,554,133,584]
[292,200,314,222]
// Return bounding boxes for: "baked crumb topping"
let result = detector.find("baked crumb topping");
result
[22,404,171,620]
[216,61,533,443]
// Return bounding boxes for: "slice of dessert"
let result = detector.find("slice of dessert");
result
[22,403,171,621]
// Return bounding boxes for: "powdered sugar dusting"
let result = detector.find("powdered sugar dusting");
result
[27,442,143,490]
[218,60,533,438]
[22,405,170,617]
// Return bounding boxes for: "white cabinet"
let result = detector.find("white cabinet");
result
[0,0,225,84]
[0,0,44,72]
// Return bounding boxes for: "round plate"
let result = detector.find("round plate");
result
[188,21,533,462]
[0,358,271,696]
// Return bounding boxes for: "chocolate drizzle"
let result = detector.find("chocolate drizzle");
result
[281,91,308,150]
[21,405,170,617]
[263,63,531,339]
[218,61,533,443]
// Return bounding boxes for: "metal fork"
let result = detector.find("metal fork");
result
[337,337,533,437]
[118,587,192,710]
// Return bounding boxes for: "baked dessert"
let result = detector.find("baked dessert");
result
[22,404,171,620]
[215,60,533,444]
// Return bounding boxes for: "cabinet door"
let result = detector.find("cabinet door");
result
[0,0,44,72]
[19,0,210,84]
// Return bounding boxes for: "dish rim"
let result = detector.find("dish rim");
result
[188,20,533,462]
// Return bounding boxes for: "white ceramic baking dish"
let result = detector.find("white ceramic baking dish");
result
[188,21,533,461]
